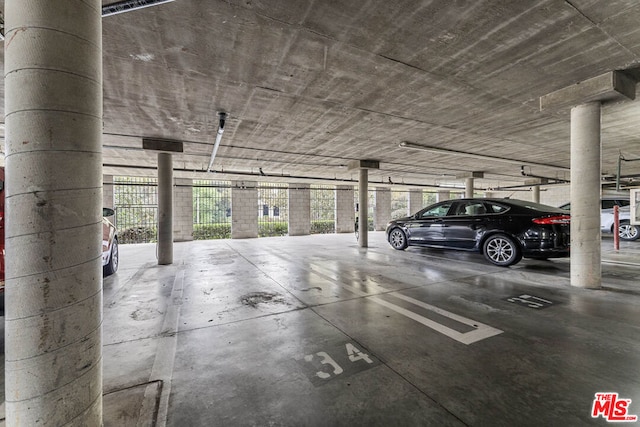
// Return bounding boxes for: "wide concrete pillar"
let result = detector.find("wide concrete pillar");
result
[409,190,423,213]
[358,169,369,247]
[437,190,450,202]
[374,188,391,231]
[570,102,601,289]
[158,153,173,265]
[465,178,474,198]
[4,1,103,425]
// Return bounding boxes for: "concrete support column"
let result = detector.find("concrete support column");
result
[158,153,173,265]
[174,178,194,242]
[532,185,541,203]
[374,188,391,231]
[409,190,423,214]
[335,185,355,233]
[358,169,369,247]
[231,181,258,238]
[570,102,602,289]
[289,184,311,236]
[465,178,474,198]
[437,190,451,202]
[4,1,103,424]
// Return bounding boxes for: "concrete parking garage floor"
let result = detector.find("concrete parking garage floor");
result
[3,232,640,426]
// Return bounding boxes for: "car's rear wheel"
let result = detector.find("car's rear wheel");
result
[104,238,119,276]
[483,234,522,266]
[618,222,640,241]
[388,228,408,250]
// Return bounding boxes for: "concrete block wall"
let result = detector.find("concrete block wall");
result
[408,190,423,215]
[174,178,194,242]
[232,181,258,239]
[336,185,355,233]
[289,184,311,236]
[374,188,391,230]
[437,190,451,202]
[103,174,114,209]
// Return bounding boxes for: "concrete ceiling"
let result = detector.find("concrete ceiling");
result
[6,0,640,191]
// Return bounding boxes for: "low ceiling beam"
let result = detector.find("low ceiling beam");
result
[540,71,636,111]
[142,138,184,153]
[455,171,484,179]
[347,159,380,170]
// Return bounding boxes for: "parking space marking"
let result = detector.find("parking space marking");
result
[235,248,503,345]
[370,294,503,345]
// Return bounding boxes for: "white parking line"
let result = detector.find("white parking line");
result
[375,294,503,345]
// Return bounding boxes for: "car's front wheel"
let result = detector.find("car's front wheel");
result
[618,222,640,241]
[388,228,408,250]
[483,234,522,266]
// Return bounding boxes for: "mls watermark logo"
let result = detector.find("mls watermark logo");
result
[592,392,638,422]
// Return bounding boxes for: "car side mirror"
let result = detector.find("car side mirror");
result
[103,207,115,217]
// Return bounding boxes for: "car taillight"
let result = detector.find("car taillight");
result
[532,215,571,225]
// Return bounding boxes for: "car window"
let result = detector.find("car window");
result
[487,202,509,213]
[618,199,631,207]
[452,201,487,216]
[602,200,616,209]
[420,202,453,218]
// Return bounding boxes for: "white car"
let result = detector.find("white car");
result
[559,197,640,241]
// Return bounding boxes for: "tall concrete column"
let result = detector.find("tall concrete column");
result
[465,178,474,198]
[4,1,103,424]
[358,169,369,247]
[570,102,602,289]
[158,153,173,265]
[533,186,541,203]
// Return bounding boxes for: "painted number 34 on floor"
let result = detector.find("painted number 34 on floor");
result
[301,342,380,386]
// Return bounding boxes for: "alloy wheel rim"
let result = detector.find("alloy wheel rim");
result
[619,225,638,239]
[487,238,513,263]
[391,230,404,247]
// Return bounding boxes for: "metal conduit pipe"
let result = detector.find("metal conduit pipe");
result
[5,0,103,424]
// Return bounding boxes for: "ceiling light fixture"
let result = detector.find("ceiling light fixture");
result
[399,141,570,171]
[207,112,227,172]
[102,0,175,17]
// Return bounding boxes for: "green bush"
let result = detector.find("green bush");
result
[119,226,157,244]
[193,223,231,240]
[259,221,288,237]
[311,220,335,234]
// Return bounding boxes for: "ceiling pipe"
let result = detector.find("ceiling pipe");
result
[399,141,570,171]
[207,112,227,172]
[102,0,175,17]
[520,166,569,184]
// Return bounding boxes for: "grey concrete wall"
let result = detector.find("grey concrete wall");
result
[174,178,194,242]
[289,184,311,236]
[437,190,451,202]
[374,188,391,231]
[409,190,423,214]
[336,185,355,233]
[104,175,114,209]
[232,181,258,238]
